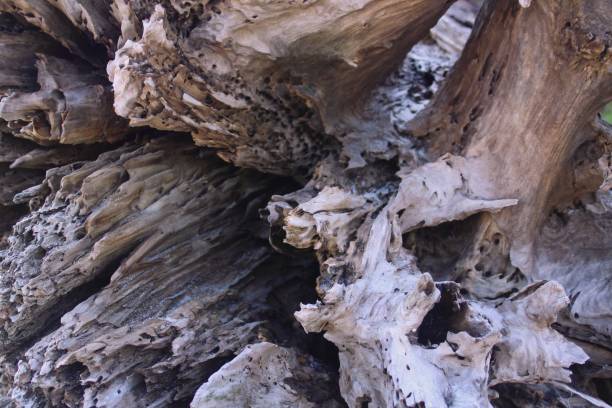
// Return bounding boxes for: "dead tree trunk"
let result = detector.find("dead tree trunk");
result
[0,1,611,407]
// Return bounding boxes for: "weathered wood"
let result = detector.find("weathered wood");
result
[272,1,612,406]
[108,0,453,174]
[191,342,343,408]
[0,0,610,407]
[404,0,612,350]
[0,137,342,407]
[0,12,127,145]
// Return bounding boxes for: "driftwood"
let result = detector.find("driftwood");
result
[0,0,611,407]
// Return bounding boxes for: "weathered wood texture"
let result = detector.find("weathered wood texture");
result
[0,0,610,407]
[106,0,455,174]
[0,137,341,407]
[0,13,127,145]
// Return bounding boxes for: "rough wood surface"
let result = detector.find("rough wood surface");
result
[0,0,610,407]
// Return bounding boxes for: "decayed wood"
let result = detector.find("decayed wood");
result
[270,1,612,406]
[191,342,342,408]
[402,0,612,347]
[0,133,43,251]
[406,0,612,277]
[270,163,587,406]
[0,137,343,407]
[107,0,453,174]
[0,54,127,144]
[0,0,610,407]
[0,0,117,66]
[0,12,127,145]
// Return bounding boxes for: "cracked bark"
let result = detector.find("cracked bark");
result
[0,0,611,407]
